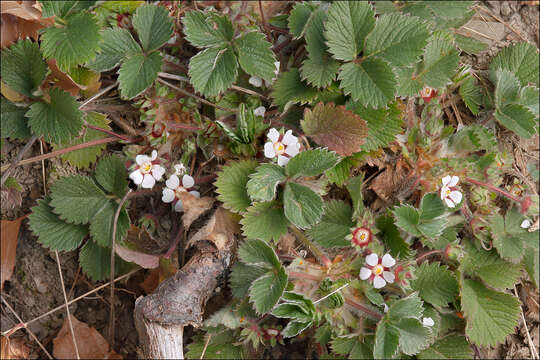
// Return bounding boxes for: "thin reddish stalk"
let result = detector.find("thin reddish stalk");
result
[86,124,133,142]
[415,249,443,263]
[345,298,383,320]
[466,177,522,203]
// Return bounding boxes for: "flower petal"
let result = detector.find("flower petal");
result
[423,317,434,327]
[162,188,175,203]
[282,130,297,146]
[441,175,452,186]
[360,267,371,280]
[174,163,186,175]
[381,254,395,268]
[440,185,448,200]
[151,165,165,181]
[521,219,531,229]
[174,199,184,212]
[182,175,195,188]
[264,142,276,158]
[449,175,459,187]
[449,190,462,205]
[141,174,156,189]
[366,253,379,266]
[267,128,280,143]
[129,170,143,185]
[189,190,200,198]
[382,271,395,284]
[150,150,157,160]
[253,106,266,117]
[248,76,262,87]
[285,142,300,157]
[444,197,455,208]
[277,155,289,166]
[166,175,180,190]
[136,155,150,165]
[373,276,386,289]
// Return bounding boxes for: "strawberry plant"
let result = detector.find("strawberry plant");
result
[1,1,538,358]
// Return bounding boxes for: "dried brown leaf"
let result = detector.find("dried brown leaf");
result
[301,102,368,156]
[0,336,29,359]
[187,207,240,251]
[46,60,86,97]
[1,80,25,102]
[178,192,214,230]
[1,216,24,290]
[139,258,177,294]
[0,1,53,48]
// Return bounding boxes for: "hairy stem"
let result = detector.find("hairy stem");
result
[465,177,522,203]
[290,226,331,267]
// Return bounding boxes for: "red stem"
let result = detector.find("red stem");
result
[86,124,133,142]
[415,249,443,263]
[465,177,522,203]
[345,298,383,320]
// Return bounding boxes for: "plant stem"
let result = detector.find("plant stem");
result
[288,271,322,281]
[465,177,522,203]
[1,135,39,186]
[344,298,382,320]
[86,124,133,142]
[289,226,331,267]
[415,249,443,263]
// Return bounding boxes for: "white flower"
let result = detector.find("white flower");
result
[249,76,263,87]
[383,304,389,313]
[521,219,531,229]
[254,106,266,117]
[440,175,463,208]
[174,163,186,176]
[129,150,166,189]
[161,174,200,212]
[264,128,301,166]
[359,253,396,289]
[422,317,434,327]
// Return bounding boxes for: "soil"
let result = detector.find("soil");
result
[1,1,539,359]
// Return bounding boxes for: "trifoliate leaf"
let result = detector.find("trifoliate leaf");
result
[453,34,488,54]
[246,164,286,202]
[419,31,460,88]
[411,262,458,307]
[459,75,483,115]
[240,202,289,243]
[188,46,238,97]
[365,13,429,67]
[374,322,400,359]
[28,197,88,251]
[393,204,421,236]
[460,243,522,289]
[338,58,397,109]
[238,238,281,269]
[490,42,539,87]
[288,2,315,39]
[495,103,537,139]
[26,88,84,144]
[53,112,110,169]
[286,148,340,178]
[301,102,368,156]
[40,12,101,71]
[307,200,354,248]
[1,97,31,140]
[249,267,288,314]
[235,31,277,82]
[375,215,411,259]
[490,208,538,262]
[347,100,404,152]
[1,40,47,97]
[87,28,141,72]
[118,51,163,99]
[215,160,258,213]
[49,175,109,224]
[89,203,130,247]
[181,10,233,48]
[283,182,324,229]
[94,154,128,198]
[79,240,118,281]
[229,263,268,298]
[271,68,319,109]
[395,318,431,355]
[324,1,375,61]
[418,335,473,359]
[461,279,520,346]
[132,4,173,52]
[388,292,424,321]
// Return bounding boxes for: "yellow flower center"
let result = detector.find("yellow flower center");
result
[273,142,285,155]
[360,233,366,241]
[445,189,452,196]
[373,265,384,275]
[140,162,152,174]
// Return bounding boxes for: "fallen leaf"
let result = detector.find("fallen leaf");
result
[1,216,24,290]
[53,315,121,359]
[187,207,240,251]
[0,336,29,359]
[46,60,86,97]
[178,192,215,230]
[0,1,54,48]
[114,225,163,269]
[115,244,160,269]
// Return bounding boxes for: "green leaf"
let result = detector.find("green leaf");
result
[40,12,101,71]
[40,0,96,19]
[271,68,320,109]
[26,88,84,144]
[393,205,421,236]
[89,203,129,247]
[281,320,312,338]
[495,69,520,107]
[204,305,241,329]
[272,303,311,322]
[235,31,277,82]
[460,243,522,289]
[418,335,473,359]
[347,101,403,152]
[241,201,289,243]
[495,103,537,139]
[87,28,141,72]
[188,46,238,97]
[307,200,354,248]
[94,155,128,198]
[388,292,424,321]
[288,2,315,39]
[453,34,488,54]
[186,331,244,359]
[215,160,258,213]
[79,240,116,281]
[374,322,400,359]
[0,98,31,140]
[419,31,460,88]
[229,263,268,298]
[520,85,540,116]
[249,267,288,314]
[459,75,483,115]
[238,239,281,269]
[338,58,397,109]
[286,148,340,178]
[395,66,423,97]
[246,164,286,202]
[365,13,429,67]
[118,51,163,100]
[346,174,365,218]
[49,175,109,224]
[283,182,324,229]
[181,10,233,48]
[523,249,539,289]
[301,102,368,156]
[411,262,458,307]
[449,124,497,152]
[394,318,431,355]
[1,40,47,97]
[132,4,173,52]
[417,193,448,238]
[53,112,110,169]
[489,208,538,262]
[490,42,539,87]
[324,1,375,61]
[461,279,520,346]
[28,197,88,251]
[375,215,410,259]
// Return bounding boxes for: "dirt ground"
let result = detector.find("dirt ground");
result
[1,1,539,359]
